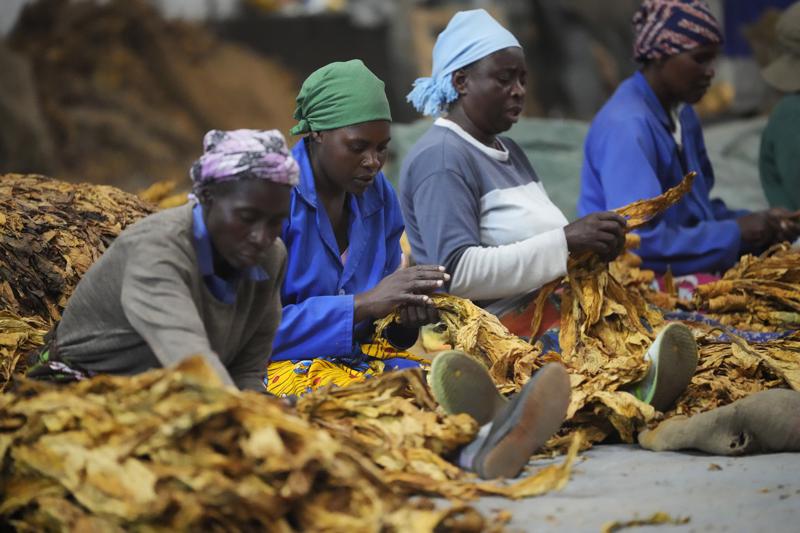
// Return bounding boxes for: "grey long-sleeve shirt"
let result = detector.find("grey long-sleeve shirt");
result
[55,203,286,391]
[399,119,569,313]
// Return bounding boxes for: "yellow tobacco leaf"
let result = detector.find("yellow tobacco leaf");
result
[602,512,690,533]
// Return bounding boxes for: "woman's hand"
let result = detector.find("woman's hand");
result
[766,208,800,244]
[564,212,627,263]
[737,212,780,250]
[354,265,449,323]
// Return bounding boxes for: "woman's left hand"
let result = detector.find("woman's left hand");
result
[397,304,440,328]
[766,208,800,243]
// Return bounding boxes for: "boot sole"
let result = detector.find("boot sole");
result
[649,323,698,412]
[473,363,570,479]
[430,350,507,425]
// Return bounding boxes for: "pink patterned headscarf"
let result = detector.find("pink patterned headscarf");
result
[190,129,299,194]
[632,0,723,63]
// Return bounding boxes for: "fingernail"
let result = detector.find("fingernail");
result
[444,273,451,281]
[436,280,443,286]
[438,265,446,271]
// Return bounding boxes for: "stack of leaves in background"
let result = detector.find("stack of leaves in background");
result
[0,174,154,386]
[694,243,800,331]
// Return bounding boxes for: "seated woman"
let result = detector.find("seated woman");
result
[28,129,296,391]
[265,60,451,397]
[399,9,697,417]
[579,0,800,277]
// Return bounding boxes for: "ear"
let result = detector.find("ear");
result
[309,131,323,144]
[198,186,214,207]
[452,68,469,97]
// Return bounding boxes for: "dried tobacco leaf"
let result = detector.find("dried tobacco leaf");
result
[613,172,696,229]
[138,179,189,209]
[0,311,47,391]
[601,511,690,533]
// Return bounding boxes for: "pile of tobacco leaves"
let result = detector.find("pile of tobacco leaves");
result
[0,174,155,387]
[5,0,298,190]
[0,174,155,323]
[694,243,800,331]
[0,358,580,529]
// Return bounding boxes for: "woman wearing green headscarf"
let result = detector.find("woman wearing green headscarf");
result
[265,60,449,396]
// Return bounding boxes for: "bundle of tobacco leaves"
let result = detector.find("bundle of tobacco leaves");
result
[516,175,697,443]
[694,243,800,331]
[375,295,560,394]
[138,179,190,209]
[665,329,800,420]
[0,311,47,392]
[0,357,488,531]
[0,174,154,323]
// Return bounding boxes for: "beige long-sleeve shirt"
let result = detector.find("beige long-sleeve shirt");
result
[55,203,285,391]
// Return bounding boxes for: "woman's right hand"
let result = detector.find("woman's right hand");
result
[563,212,627,263]
[354,265,450,323]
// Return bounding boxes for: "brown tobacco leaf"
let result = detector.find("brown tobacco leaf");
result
[0,358,491,531]
[602,512,690,533]
[137,179,190,209]
[0,311,47,391]
[0,174,155,324]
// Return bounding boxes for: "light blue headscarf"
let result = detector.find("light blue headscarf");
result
[406,9,521,117]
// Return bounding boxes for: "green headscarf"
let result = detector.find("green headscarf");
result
[290,60,392,135]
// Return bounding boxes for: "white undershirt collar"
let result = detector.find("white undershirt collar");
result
[434,117,509,162]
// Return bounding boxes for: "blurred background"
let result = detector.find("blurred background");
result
[0,0,794,217]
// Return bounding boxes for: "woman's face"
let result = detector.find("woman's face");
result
[202,179,292,270]
[311,120,391,195]
[658,44,720,104]
[453,47,527,135]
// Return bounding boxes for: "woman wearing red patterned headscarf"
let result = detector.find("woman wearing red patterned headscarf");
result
[579,0,800,277]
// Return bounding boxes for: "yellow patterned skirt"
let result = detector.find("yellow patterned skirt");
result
[265,338,430,397]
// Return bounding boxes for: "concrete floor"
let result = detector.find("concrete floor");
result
[472,445,800,532]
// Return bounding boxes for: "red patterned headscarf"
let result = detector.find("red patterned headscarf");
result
[633,0,723,63]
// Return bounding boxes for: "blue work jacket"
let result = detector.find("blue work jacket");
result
[578,71,747,275]
[270,138,405,361]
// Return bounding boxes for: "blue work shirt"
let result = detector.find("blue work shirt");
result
[191,202,268,304]
[270,138,406,361]
[578,71,747,276]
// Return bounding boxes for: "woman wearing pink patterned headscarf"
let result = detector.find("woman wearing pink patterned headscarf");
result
[579,0,799,278]
[28,129,299,391]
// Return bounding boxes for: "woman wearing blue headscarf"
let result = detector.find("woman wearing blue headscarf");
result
[400,9,698,427]
[401,9,627,320]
